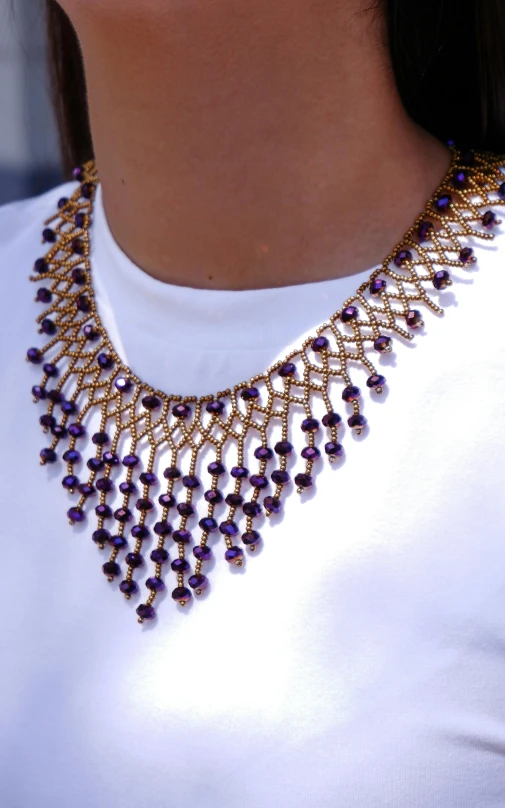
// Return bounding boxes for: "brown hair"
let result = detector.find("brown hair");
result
[47,0,505,175]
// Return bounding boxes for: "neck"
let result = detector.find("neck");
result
[71,0,449,290]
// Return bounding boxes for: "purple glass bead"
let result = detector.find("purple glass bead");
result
[243,501,261,517]
[47,389,63,404]
[301,417,320,433]
[254,446,273,461]
[135,497,154,513]
[154,521,172,536]
[76,294,91,312]
[126,552,144,568]
[177,502,195,517]
[242,530,261,547]
[151,548,169,564]
[142,394,161,410]
[62,474,78,490]
[322,412,342,428]
[459,247,474,264]
[348,413,368,430]
[208,461,226,476]
[369,278,386,297]
[131,524,150,540]
[115,507,133,522]
[103,561,120,578]
[220,521,239,536]
[95,477,114,493]
[120,580,138,595]
[92,528,110,545]
[325,441,344,457]
[68,506,85,523]
[225,546,244,564]
[83,325,99,341]
[69,423,85,438]
[95,504,112,519]
[92,432,109,446]
[278,362,296,378]
[482,210,497,229]
[295,473,313,489]
[433,270,452,290]
[231,466,249,479]
[115,377,133,393]
[51,424,67,440]
[63,449,81,464]
[103,452,119,466]
[41,318,57,337]
[139,472,157,487]
[366,373,386,389]
[40,447,57,463]
[183,474,200,489]
[122,454,140,468]
[173,529,192,544]
[72,268,86,286]
[374,335,392,353]
[173,402,191,418]
[87,457,104,472]
[61,400,78,415]
[206,400,225,415]
[27,347,42,364]
[499,181,505,200]
[172,587,191,604]
[341,305,359,323]
[435,193,452,213]
[36,287,52,304]
[109,535,127,549]
[75,212,86,228]
[163,466,181,480]
[171,558,190,573]
[205,489,223,504]
[188,573,208,591]
[226,493,244,507]
[417,220,433,242]
[271,469,290,485]
[452,170,467,189]
[406,310,424,329]
[393,249,412,267]
[264,496,281,514]
[301,446,321,461]
[193,545,212,561]
[158,493,175,508]
[312,336,329,352]
[275,441,293,456]
[72,239,85,256]
[57,196,69,209]
[32,385,46,400]
[250,474,268,489]
[136,604,155,621]
[34,258,48,274]
[73,166,84,181]
[199,517,218,533]
[40,414,55,429]
[241,387,260,402]
[97,352,114,370]
[342,385,361,402]
[80,182,94,199]
[146,576,165,592]
[42,227,56,243]
[43,362,58,378]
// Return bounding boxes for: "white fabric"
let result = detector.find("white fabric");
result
[0,175,505,808]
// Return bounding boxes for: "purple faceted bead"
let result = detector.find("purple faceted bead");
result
[120,580,138,595]
[97,352,114,370]
[342,385,361,402]
[459,247,474,264]
[325,441,344,457]
[92,529,110,545]
[83,325,99,341]
[366,374,386,389]
[88,457,104,472]
[68,506,85,523]
[171,558,190,573]
[177,502,195,517]
[95,504,112,519]
[42,227,56,243]
[452,170,467,189]
[417,220,434,242]
[182,474,200,489]
[142,394,161,410]
[499,181,505,200]
[32,385,46,400]
[231,466,249,479]
[226,493,243,507]
[131,524,150,540]
[146,576,165,592]
[51,425,67,440]
[278,362,296,378]
[40,447,57,463]
[43,362,58,378]
[34,258,49,274]
[78,483,94,498]
[208,461,226,476]
[341,305,359,323]
[241,387,260,402]
[369,278,386,296]
[36,287,52,304]
[188,573,208,591]
[243,501,262,517]
[109,535,127,549]
[173,402,191,418]
[71,268,86,286]
[67,422,84,437]
[126,552,144,568]
[242,530,261,547]
[151,548,169,564]
[115,376,133,393]
[220,521,239,536]
[62,474,78,489]
[172,587,191,604]
[92,432,109,446]
[115,507,133,522]
[73,166,84,180]
[374,335,392,353]
[406,310,424,329]
[482,210,497,229]
[58,196,69,208]
[322,412,342,428]
[312,336,329,352]
[301,418,320,433]
[393,249,412,267]
[74,212,86,228]
[193,545,212,561]
[136,604,155,621]
[163,466,181,480]
[250,474,268,489]
[199,517,218,533]
[274,441,293,456]
[295,473,313,489]
[40,414,55,429]
[123,454,140,468]
[61,400,78,415]
[301,446,321,461]
[41,318,57,336]
[225,546,244,564]
[139,472,157,486]
[433,270,452,290]
[76,294,91,312]
[173,529,192,544]
[271,469,290,485]
[205,489,223,504]
[136,498,154,512]
[80,182,94,199]
[435,193,452,213]
[154,521,172,536]
[47,389,63,404]
[254,446,273,461]
[72,239,85,256]
[63,449,81,464]
[27,347,42,364]
[206,399,225,415]
[103,452,119,466]
[103,561,120,578]
[348,413,368,430]
[264,496,281,514]
[158,493,175,508]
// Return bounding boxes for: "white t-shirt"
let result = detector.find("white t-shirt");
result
[1,173,505,808]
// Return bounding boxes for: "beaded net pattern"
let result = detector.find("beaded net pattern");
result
[27,148,505,622]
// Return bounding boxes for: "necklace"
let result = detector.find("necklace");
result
[27,147,505,623]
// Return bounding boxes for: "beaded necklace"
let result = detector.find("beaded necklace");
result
[26,148,505,623]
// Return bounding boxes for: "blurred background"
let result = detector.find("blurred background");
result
[0,0,62,206]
